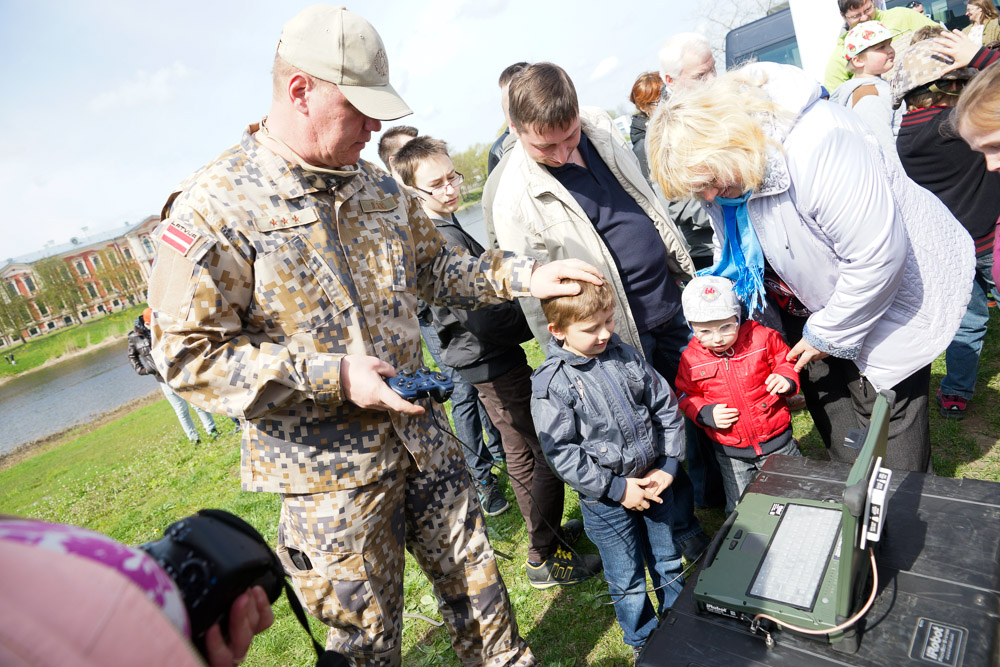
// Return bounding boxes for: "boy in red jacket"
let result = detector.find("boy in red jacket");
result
[675,277,801,512]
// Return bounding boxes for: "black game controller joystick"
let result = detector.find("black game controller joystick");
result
[386,366,455,402]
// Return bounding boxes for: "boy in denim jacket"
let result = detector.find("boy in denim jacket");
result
[530,280,686,660]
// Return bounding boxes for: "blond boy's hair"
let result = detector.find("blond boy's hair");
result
[540,280,615,332]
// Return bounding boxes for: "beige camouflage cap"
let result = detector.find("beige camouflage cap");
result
[277,5,412,121]
[889,38,978,109]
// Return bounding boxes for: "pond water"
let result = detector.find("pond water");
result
[0,203,487,455]
[0,338,159,454]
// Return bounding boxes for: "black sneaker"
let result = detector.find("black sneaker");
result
[558,519,585,545]
[478,478,510,517]
[633,643,645,665]
[525,547,602,589]
[679,531,712,562]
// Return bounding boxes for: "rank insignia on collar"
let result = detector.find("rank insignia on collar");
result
[258,207,319,231]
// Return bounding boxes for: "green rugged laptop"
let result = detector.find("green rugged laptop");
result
[693,392,894,652]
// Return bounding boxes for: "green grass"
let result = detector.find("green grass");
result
[0,304,145,379]
[2,310,999,665]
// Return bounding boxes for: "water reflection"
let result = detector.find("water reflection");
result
[0,339,159,454]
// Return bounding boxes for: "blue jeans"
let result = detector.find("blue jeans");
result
[579,490,684,647]
[941,253,995,399]
[419,321,503,483]
[639,311,726,517]
[158,381,216,442]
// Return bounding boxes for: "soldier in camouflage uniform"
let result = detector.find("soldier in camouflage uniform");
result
[146,6,601,666]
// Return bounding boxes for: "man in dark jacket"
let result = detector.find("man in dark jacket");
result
[378,125,508,517]
[127,308,218,443]
[393,136,602,589]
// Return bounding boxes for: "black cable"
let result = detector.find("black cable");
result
[428,402,704,605]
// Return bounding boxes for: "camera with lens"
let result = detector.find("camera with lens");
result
[140,509,285,655]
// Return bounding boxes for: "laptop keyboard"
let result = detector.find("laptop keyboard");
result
[749,504,842,609]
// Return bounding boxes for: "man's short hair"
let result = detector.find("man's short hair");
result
[658,33,712,79]
[541,280,615,332]
[508,62,579,134]
[498,61,529,88]
[391,136,449,187]
[839,0,865,14]
[377,125,419,170]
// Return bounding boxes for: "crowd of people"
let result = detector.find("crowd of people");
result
[6,2,999,666]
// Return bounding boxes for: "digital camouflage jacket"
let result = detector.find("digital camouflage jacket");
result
[148,124,534,494]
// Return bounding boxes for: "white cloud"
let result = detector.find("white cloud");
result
[88,62,191,114]
[589,57,618,82]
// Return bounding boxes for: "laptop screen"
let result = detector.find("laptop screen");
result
[748,503,842,610]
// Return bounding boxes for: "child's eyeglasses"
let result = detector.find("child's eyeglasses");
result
[693,322,739,340]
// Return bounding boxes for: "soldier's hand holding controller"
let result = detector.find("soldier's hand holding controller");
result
[341,258,604,413]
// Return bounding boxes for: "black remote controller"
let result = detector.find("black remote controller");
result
[386,366,455,402]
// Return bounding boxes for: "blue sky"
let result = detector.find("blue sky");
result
[0,0,706,260]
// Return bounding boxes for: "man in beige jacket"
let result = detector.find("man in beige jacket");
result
[489,62,713,560]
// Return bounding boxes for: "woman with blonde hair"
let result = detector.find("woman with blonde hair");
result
[956,60,1000,171]
[646,63,974,471]
[962,0,1000,46]
[956,59,1000,303]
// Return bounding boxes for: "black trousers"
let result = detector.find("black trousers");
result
[780,311,933,473]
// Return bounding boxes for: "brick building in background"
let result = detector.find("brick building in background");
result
[0,216,159,347]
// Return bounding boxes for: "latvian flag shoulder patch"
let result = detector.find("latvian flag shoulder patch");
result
[161,221,200,256]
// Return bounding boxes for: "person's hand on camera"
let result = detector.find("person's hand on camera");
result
[203,586,274,667]
[340,354,424,415]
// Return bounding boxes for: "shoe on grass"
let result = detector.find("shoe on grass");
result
[633,643,645,665]
[526,546,602,589]
[936,389,967,419]
[558,518,585,545]
[478,478,510,517]
[678,531,712,562]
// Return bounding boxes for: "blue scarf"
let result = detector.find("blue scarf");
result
[697,191,767,314]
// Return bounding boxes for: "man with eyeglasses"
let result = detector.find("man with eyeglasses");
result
[392,135,604,590]
[824,0,936,91]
